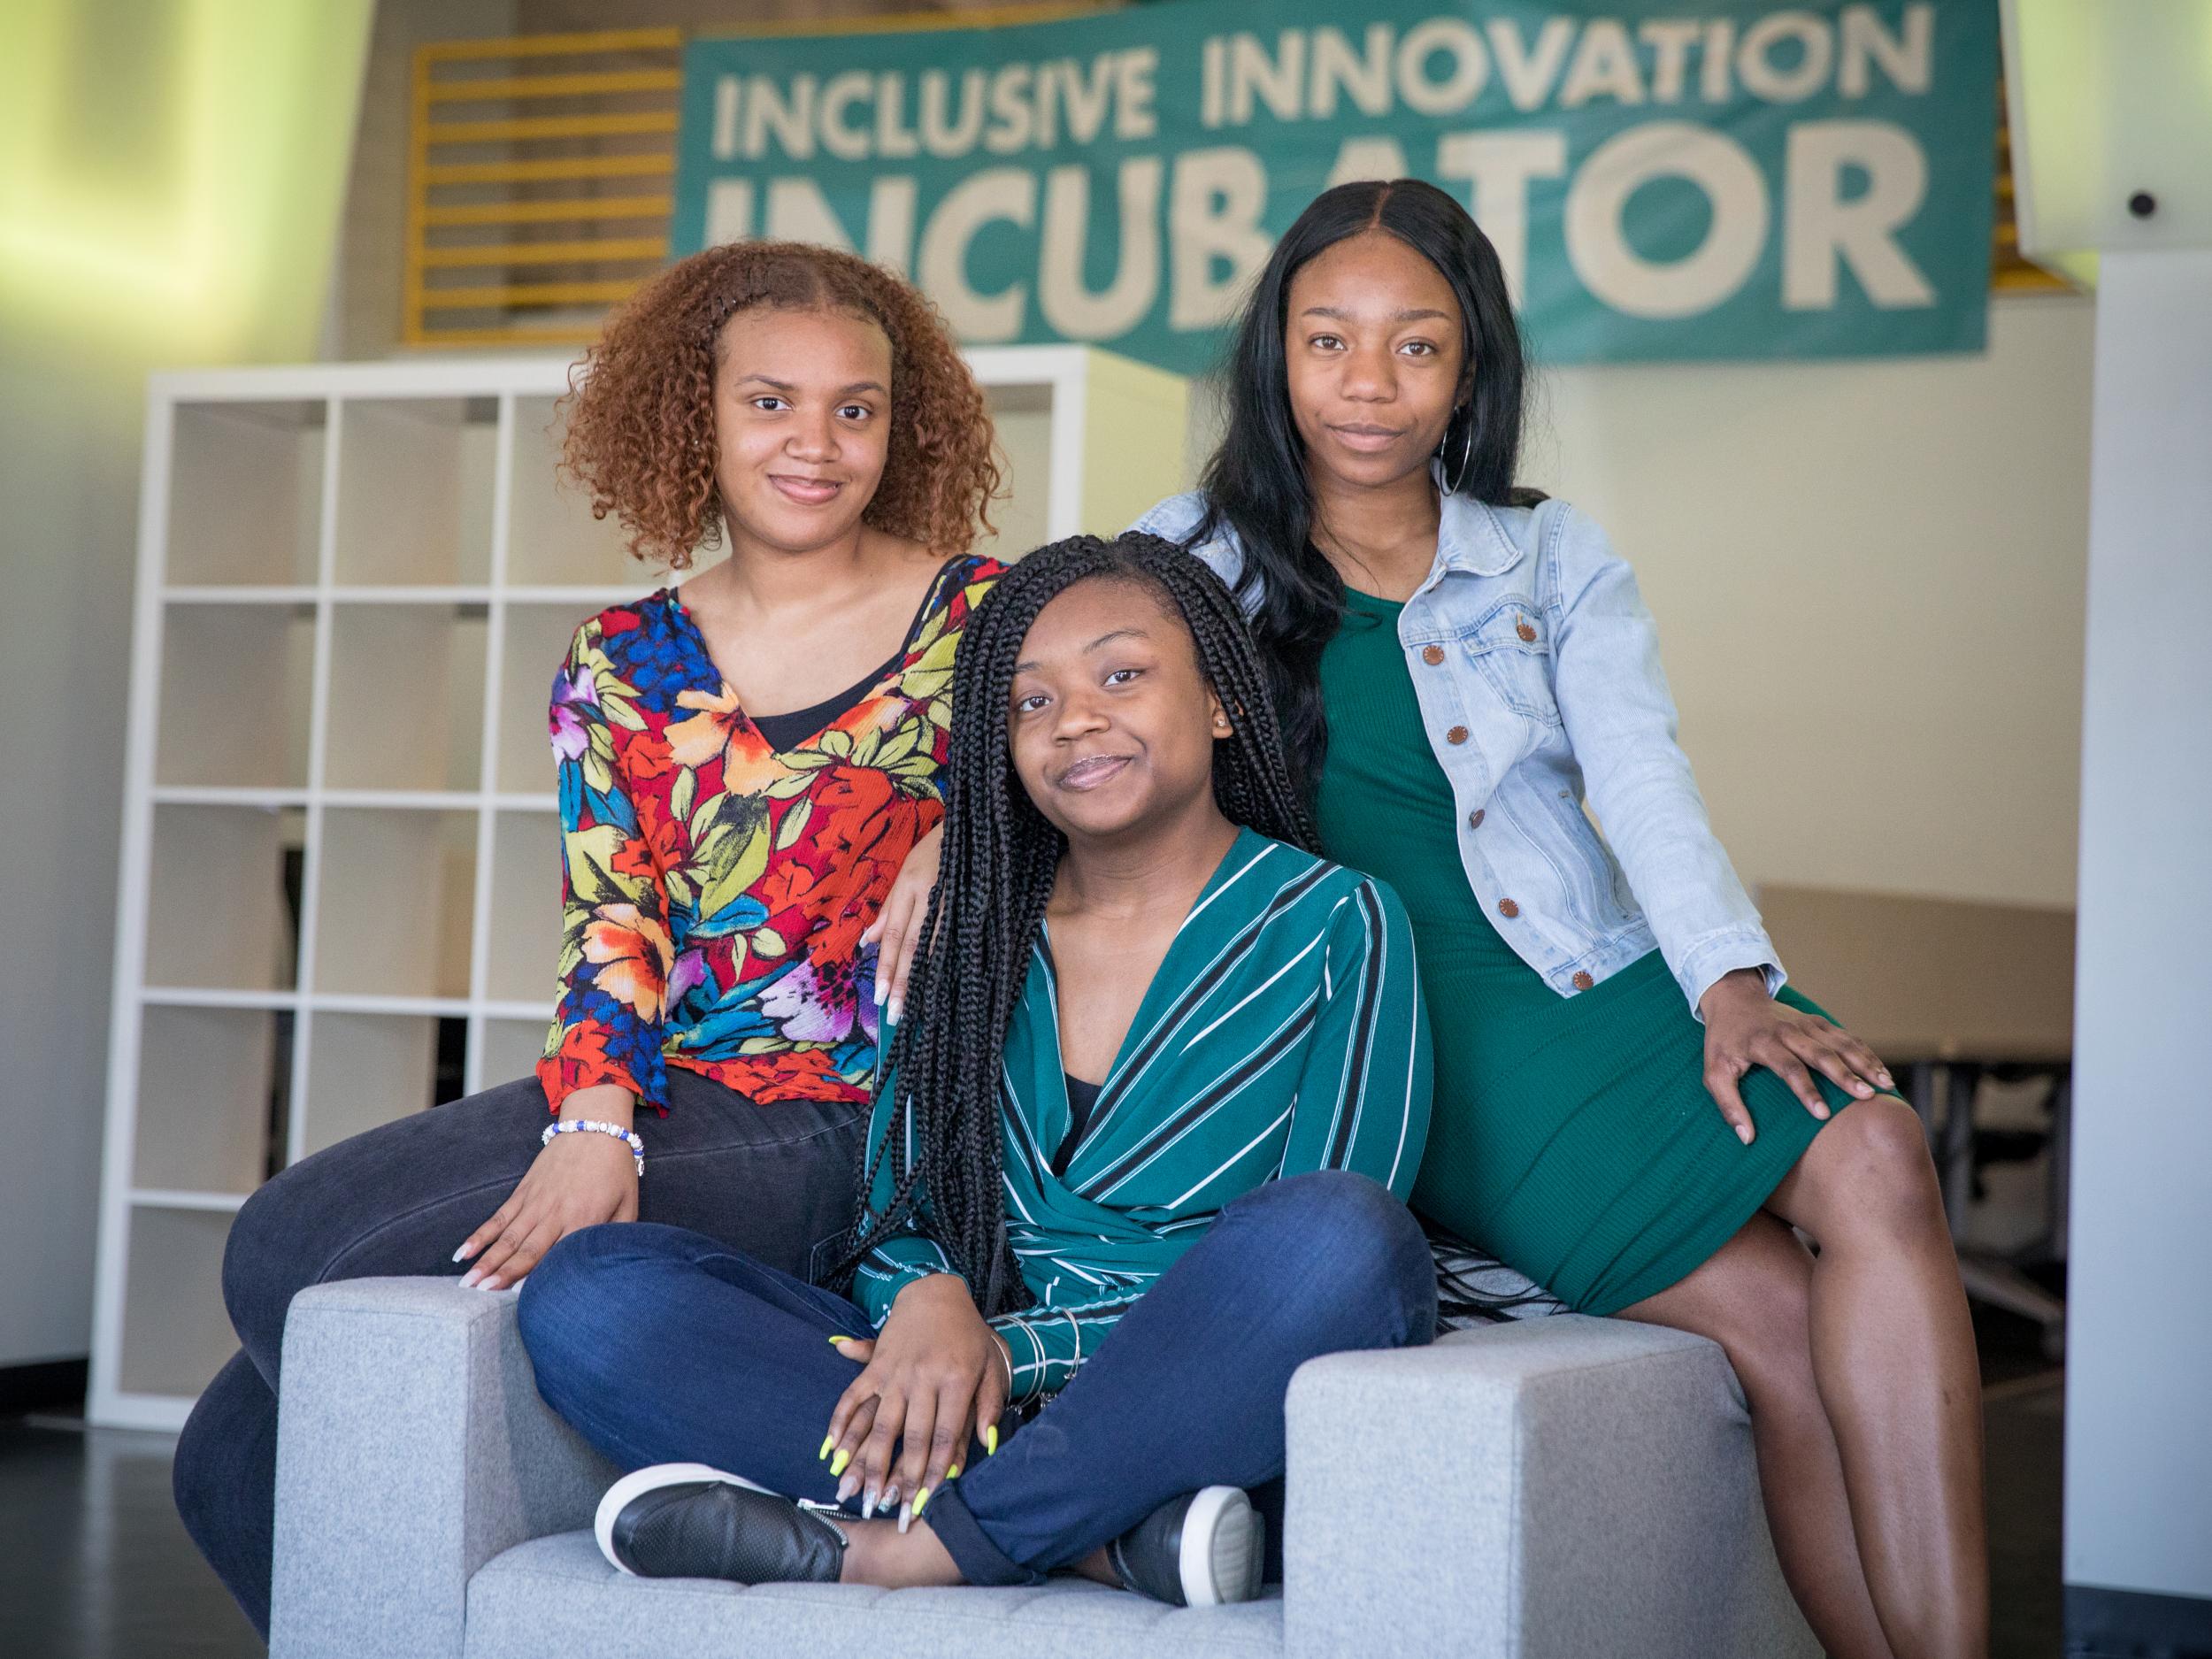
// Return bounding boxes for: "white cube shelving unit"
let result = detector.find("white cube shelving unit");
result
[91,347,1188,1430]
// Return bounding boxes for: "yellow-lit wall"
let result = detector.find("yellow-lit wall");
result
[0,0,373,1368]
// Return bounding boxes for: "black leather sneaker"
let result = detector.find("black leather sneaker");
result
[1105,1486,1265,1607]
[594,1463,849,1583]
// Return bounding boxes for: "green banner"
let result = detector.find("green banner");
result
[672,1,1997,369]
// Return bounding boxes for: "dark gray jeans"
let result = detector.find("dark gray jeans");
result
[170,1068,866,1638]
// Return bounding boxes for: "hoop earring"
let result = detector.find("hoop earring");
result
[1435,402,1474,495]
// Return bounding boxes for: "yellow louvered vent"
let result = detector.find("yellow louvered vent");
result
[404,28,682,347]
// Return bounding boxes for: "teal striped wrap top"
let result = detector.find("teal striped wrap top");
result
[854,827,1432,1403]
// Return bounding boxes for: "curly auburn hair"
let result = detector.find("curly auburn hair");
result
[560,242,1002,568]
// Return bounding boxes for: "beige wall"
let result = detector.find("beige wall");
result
[1530,292,2093,909]
[330,0,518,360]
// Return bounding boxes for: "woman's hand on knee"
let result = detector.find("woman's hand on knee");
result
[1700,970,1895,1141]
[455,1130,639,1290]
[822,1272,1008,1524]
[860,822,941,1028]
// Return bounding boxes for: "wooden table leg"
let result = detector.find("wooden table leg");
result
[1942,1062,1980,1237]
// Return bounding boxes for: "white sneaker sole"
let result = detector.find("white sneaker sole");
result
[1178,1485,1263,1606]
[594,1463,774,1576]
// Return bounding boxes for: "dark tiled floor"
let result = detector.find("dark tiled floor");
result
[0,1417,262,1658]
[1,1334,2063,1658]
[1978,1294,2069,1659]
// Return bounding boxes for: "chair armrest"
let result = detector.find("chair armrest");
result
[1282,1316,1816,1659]
[268,1278,618,1659]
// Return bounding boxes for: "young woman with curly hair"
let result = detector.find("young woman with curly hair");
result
[172,242,1007,1637]
[516,534,1434,1607]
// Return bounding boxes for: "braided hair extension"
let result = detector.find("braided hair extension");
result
[832,532,1317,1317]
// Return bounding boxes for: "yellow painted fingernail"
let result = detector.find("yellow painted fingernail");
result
[912,1486,933,1517]
[818,1434,833,1461]
[944,1464,960,1480]
[985,1425,998,1455]
[828,1334,849,1346]
[830,1448,851,1477]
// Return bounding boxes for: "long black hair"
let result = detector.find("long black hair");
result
[833,533,1317,1316]
[1193,177,1532,791]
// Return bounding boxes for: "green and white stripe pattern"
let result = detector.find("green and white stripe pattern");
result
[855,827,1432,1403]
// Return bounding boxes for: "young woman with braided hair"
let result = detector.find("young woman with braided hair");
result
[518,532,1437,1606]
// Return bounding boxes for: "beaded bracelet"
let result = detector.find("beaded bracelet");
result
[541,1118,645,1178]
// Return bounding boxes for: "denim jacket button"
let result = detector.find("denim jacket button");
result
[1497,898,1521,918]
[1446,726,1470,745]
[1517,619,1538,642]
[1467,808,1485,829]
[1421,644,1445,665]
[1571,971,1594,990]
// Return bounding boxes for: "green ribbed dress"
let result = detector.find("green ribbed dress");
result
[1316,585,1853,1315]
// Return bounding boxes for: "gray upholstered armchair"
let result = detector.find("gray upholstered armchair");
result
[268,1277,1816,1658]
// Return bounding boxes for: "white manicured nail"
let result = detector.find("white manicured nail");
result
[451,1245,468,1263]
[886,997,902,1028]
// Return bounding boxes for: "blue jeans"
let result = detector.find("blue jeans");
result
[518,1169,1436,1586]
[171,1071,866,1636]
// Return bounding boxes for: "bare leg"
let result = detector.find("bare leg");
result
[1766,1096,1988,1659]
[839,1517,1118,1589]
[839,1517,963,1587]
[1621,1213,1896,1659]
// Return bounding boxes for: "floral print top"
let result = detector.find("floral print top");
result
[536,555,1005,1114]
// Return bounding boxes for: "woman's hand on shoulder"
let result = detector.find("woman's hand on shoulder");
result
[1697,969,1894,1144]
[861,822,943,1027]
[455,1093,640,1290]
[823,1272,1010,1523]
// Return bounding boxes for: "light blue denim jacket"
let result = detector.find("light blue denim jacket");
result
[1130,488,1784,1014]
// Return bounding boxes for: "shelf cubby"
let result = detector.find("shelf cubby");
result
[485,809,564,1005]
[333,398,497,588]
[980,382,1056,564]
[507,395,642,588]
[144,803,303,993]
[496,601,597,794]
[132,1005,287,1195]
[155,603,315,789]
[311,808,477,1001]
[478,1017,552,1093]
[324,603,489,793]
[301,1012,442,1157]
[115,1205,239,1399]
[165,400,325,588]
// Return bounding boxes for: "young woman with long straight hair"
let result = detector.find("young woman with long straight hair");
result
[1118,180,1982,1659]
[516,534,1435,1606]
[172,242,1005,1636]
